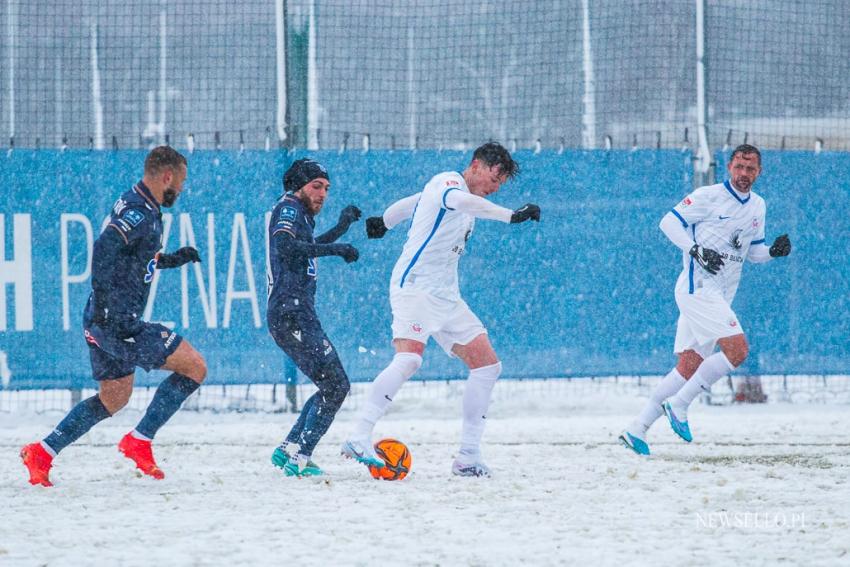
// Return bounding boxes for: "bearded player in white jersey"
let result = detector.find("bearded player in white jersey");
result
[620,144,791,455]
[341,142,540,477]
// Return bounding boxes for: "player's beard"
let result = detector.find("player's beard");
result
[298,192,324,215]
[162,188,178,207]
[733,175,753,192]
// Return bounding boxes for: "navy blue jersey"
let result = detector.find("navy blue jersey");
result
[267,194,319,312]
[84,181,163,333]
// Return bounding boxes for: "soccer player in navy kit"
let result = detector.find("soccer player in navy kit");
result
[267,158,361,477]
[21,146,208,486]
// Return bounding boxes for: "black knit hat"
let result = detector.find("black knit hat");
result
[283,158,330,193]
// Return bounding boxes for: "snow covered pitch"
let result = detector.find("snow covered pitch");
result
[1,380,848,566]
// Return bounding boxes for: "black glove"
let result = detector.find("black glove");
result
[339,205,362,227]
[157,247,201,269]
[510,203,541,224]
[689,244,725,275]
[769,234,791,257]
[366,216,389,239]
[332,243,359,263]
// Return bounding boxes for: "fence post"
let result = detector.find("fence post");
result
[694,0,712,186]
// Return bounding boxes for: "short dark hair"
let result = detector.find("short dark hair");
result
[145,146,187,176]
[730,144,761,166]
[472,142,519,180]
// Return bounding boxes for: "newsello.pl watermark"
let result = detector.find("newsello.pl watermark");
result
[696,510,807,530]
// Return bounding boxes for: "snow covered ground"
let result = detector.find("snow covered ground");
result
[1,380,848,566]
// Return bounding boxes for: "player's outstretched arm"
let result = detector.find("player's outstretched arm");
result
[659,211,696,252]
[442,190,513,222]
[366,193,421,238]
[747,234,790,264]
[277,233,359,263]
[157,247,201,269]
[316,205,362,244]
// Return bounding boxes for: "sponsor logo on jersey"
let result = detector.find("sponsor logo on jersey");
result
[682,197,693,206]
[729,319,738,327]
[752,217,760,229]
[84,329,100,347]
[161,331,169,338]
[144,258,157,284]
[323,338,333,355]
[164,332,178,349]
[445,180,459,186]
[292,330,302,342]
[123,209,144,227]
[730,229,743,249]
[719,215,731,220]
[113,198,128,216]
[279,206,298,222]
[411,323,422,333]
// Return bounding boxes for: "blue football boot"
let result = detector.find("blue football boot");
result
[619,430,650,455]
[663,401,693,443]
[340,438,385,468]
[284,453,323,477]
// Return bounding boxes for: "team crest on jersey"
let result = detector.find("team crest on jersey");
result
[730,229,743,250]
[682,197,693,206]
[752,217,760,229]
[411,323,423,334]
[729,319,738,328]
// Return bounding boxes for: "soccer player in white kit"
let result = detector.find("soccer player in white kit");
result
[620,145,791,455]
[341,142,541,477]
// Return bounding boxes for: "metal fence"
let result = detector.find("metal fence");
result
[2,1,849,155]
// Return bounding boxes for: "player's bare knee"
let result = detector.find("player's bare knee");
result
[726,343,749,368]
[98,392,129,414]
[191,353,208,383]
[677,351,702,379]
[718,335,748,367]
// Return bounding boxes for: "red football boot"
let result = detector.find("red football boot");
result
[21,443,54,487]
[118,433,165,480]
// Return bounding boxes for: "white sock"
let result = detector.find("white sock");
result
[39,440,58,458]
[130,429,151,442]
[670,351,736,412]
[629,368,687,437]
[351,352,422,440]
[459,362,502,458]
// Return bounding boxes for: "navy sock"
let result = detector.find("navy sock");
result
[43,395,112,454]
[135,373,200,439]
[285,393,317,446]
[297,365,350,456]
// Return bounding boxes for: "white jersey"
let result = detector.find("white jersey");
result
[670,180,767,302]
[387,171,511,301]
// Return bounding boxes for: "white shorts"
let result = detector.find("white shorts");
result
[390,289,487,356]
[673,292,744,358]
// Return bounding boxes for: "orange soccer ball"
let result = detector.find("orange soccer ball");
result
[368,438,412,481]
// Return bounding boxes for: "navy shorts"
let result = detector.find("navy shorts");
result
[84,322,183,381]
[268,309,341,381]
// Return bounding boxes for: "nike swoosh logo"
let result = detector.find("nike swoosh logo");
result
[719,215,731,220]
